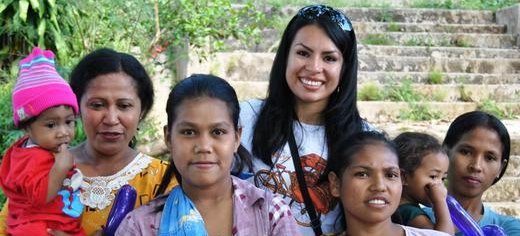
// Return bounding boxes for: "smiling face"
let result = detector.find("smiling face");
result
[164,97,241,189]
[329,142,402,226]
[80,72,141,157]
[285,24,343,111]
[448,127,504,200]
[403,151,449,206]
[25,105,76,152]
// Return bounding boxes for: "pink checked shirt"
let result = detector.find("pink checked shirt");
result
[115,176,301,236]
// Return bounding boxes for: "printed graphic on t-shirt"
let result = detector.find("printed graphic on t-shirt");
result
[253,152,337,227]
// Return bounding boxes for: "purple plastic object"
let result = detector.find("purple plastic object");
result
[482,224,507,236]
[103,184,137,236]
[446,195,484,236]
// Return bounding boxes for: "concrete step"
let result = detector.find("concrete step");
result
[358,72,520,85]
[483,177,520,202]
[226,81,520,117]
[354,22,506,34]
[504,156,520,178]
[358,55,520,73]
[188,52,520,81]
[374,121,520,157]
[358,32,516,48]
[358,84,520,102]
[228,80,520,103]
[342,7,497,24]
[278,7,497,24]
[358,45,520,59]
[373,120,520,156]
[357,101,520,122]
[188,52,274,81]
[484,202,520,218]
[227,30,518,52]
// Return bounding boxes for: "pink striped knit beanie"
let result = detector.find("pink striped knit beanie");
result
[12,47,79,127]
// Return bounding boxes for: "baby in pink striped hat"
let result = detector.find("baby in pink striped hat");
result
[0,47,85,235]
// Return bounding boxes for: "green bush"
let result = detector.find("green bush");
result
[428,70,444,84]
[478,99,516,119]
[404,36,436,47]
[385,79,423,102]
[387,22,401,32]
[399,103,442,121]
[358,82,384,101]
[361,34,393,45]
[1,0,268,156]
[0,79,23,156]
[411,0,518,10]
[458,85,474,102]
[431,89,448,102]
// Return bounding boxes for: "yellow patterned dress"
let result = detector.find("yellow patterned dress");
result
[0,153,177,236]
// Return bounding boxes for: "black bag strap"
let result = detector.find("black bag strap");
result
[288,131,323,236]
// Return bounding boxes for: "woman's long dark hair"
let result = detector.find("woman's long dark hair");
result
[252,5,364,166]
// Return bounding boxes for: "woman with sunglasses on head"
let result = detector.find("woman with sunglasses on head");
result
[239,5,373,235]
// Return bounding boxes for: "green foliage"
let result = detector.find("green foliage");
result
[411,0,457,8]
[0,188,5,209]
[428,70,444,84]
[0,79,23,156]
[71,120,86,147]
[431,89,448,102]
[378,8,394,22]
[255,0,392,7]
[1,0,266,153]
[458,85,473,102]
[360,34,393,45]
[399,103,442,121]
[358,82,383,101]
[477,99,516,119]
[387,22,401,32]
[386,79,423,102]
[453,37,472,47]
[226,56,239,77]
[404,36,436,47]
[159,0,265,64]
[136,117,162,144]
[0,0,70,69]
[410,0,518,11]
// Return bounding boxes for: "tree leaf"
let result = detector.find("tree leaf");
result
[37,19,46,47]
[50,24,67,57]
[0,0,14,14]
[46,0,55,9]
[29,0,39,11]
[19,0,29,22]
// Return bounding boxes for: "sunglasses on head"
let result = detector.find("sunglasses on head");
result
[297,5,353,32]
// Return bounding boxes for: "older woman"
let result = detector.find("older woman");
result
[425,111,520,235]
[0,48,177,235]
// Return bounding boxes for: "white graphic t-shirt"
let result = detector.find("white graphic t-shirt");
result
[239,99,372,235]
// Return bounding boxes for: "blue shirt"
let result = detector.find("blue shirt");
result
[423,206,520,236]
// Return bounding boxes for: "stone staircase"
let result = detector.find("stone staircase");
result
[185,6,520,217]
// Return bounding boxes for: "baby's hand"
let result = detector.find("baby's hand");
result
[425,181,448,206]
[53,143,74,171]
